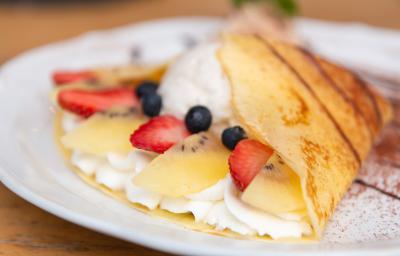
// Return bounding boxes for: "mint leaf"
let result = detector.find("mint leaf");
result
[273,0,298,16]
[232,0,247,7]
[231,0,298,16]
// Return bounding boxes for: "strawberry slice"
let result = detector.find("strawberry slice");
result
[130,115,190,153]
[58,88,139,118]
[52,71,96,85]
[229,139,274,191]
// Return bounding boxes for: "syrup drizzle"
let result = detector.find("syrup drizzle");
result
[299,48,374,142]
[261,39,362,166]
[355,179,400,201]
[353,75,383,129]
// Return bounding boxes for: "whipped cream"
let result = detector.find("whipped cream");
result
[95,163,131,191]
[107,152,137,171]
[71,151,104,176]
[160,197,214,222]
[186,177,226,201]
[126,178,162,210]
[62,112,82,132]
[71,150,134,191]
[224,180,312,239]
[159,42,232,124]
[204,201,255,235]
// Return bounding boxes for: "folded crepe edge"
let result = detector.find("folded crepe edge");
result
[217,34,393,238]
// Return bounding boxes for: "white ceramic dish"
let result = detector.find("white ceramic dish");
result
[0,17,399,256]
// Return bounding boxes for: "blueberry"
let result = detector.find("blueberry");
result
[221,126,246,150]
[136,81,158,98]
[142,93,162,117]
[185,105,212,133]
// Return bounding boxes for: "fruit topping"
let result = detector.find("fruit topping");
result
[221,126,247,150]
[133,133,230,197]
[135,80,158,98]
[57,88,139,118]
[228,139,274,191]
[241,153,306,214]
[61,110,146,155]
[141,93,162,117]
[130,115,190,153]
[52,71,96,85]
[185,105,212,133]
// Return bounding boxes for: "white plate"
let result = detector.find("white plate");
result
[0,17,399,256]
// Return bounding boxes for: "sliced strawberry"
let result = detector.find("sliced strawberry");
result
[58,88,139,118]
[52,70,96,85]
[130,115,190,153]
[229,139,274,191]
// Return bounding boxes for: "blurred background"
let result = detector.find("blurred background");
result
[0,1,399,255]
[1,0,400,63]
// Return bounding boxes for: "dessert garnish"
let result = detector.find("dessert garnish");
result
[58,88,139,118]
[135,80,163,117]
[221,126,247,150]
[53,70,96,85]
[228,139,274,191]
[184,105,213,133]
[130,115,190,153]
[135,80,159,98]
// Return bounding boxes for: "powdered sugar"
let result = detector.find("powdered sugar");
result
[323,123,400,243]
[323,183,400,243]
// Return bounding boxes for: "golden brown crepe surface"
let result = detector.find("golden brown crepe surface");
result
[217,34,392,237]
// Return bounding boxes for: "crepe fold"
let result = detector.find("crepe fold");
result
[217,34,392,238]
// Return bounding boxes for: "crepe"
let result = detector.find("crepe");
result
[54,34,392,240]
[217,34,392,238]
